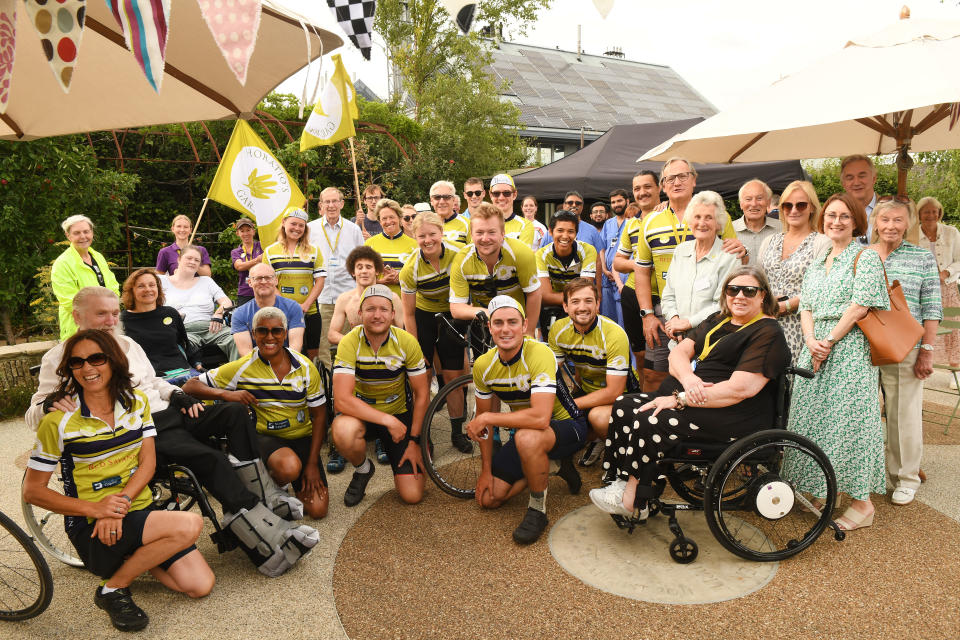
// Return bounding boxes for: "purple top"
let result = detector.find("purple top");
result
[230,241,264,297]
[156,243,211,275]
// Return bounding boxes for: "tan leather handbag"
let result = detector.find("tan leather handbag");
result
[854,250,924,366]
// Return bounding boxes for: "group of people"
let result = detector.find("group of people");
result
[33,154,953,631]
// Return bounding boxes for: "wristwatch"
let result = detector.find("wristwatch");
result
[409,434,422,444]
[826,334,836,344]
[919,343,934,351]
[640,308,655,317]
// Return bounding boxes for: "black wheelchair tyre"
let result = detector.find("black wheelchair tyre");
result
[703,429,838,562]
[421,374,480,499]
[0,510,54,621]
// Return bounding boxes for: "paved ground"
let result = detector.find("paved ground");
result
[2,371,959,638]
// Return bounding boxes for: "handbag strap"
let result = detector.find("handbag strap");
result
[852,248,893,290]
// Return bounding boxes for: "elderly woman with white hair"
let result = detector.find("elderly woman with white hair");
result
[661,191,741,342]
[51,214,120,339]
[916,196,960,375]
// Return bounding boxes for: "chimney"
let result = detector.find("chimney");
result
[577,25,582,61]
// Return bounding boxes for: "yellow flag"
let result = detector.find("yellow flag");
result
[300,54,357,150]
[207,120,306,246]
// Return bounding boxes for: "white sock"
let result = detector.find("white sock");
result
[548,459,560,475]
[355,458,372,473]
[528,489,547,513]
[100,583,119,595]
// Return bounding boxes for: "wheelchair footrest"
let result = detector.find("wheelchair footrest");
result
[610,513,649,534]
[211,528,239,553]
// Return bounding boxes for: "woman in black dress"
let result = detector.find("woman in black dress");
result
[589,266,790,519]
[120,268,198,385]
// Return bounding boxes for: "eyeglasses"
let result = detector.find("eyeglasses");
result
[490,190,514,199]
[878,195,911,204]
[364,196,380,202]
[67,352,108,369]
[661,172,693,186]
[402,215,416,222]
[464,190,484,198]
[724,284,760,298]
[823,213,853,222]
[431,194,455,201]
[249,276,276,283]
[780,201,810,214]
[564,199,583,207]
[254,326,286,338]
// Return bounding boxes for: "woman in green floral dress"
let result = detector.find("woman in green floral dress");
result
[784,192,889,532]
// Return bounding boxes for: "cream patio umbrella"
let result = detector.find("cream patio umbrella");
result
[0,1,342,140]
[639,14,960,194]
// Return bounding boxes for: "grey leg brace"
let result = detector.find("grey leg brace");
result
[222,503,320,577]
[230,455,304,520]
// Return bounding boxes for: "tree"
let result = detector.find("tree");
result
[0,138,137,342]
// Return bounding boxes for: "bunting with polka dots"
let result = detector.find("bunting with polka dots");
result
[197,0,262,86]
[23,0,87,93]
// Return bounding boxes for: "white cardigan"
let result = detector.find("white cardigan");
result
[917,223,960,284]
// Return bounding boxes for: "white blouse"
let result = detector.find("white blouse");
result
[917,223,960,284]
[160,275,227,324]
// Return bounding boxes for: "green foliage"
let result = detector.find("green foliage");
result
[0,382,35,419]
[0,138,137,342]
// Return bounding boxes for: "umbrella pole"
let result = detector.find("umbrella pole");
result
[348,137,364,221]
[189,198,209,246]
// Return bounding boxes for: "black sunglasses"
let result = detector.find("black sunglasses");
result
[780,201,810,214]
[68,352,108,370]
[564,199,583,207]
[254,326,286,338]
[402,215,416,222]
[464,190,483,197]
[725,284,760,298]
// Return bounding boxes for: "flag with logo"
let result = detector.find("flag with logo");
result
[207,120,306,246]
[300,54,357,151]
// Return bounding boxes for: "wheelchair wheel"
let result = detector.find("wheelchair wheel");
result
[421,374,480,498]
[667,462,708,504]
[703,429,837,562]
[0,510,54,621]
[20,470,84,567]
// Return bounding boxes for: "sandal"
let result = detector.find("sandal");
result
[835,505,874,531]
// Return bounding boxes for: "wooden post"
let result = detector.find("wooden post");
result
[348,137,364,221]
[188,198,209,245]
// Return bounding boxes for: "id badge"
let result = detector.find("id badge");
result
[92,475,122,492]
[328,256,341,268]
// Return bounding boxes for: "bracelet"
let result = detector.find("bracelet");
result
[672,390,686,410]
[409,434,422,444]
[119,494,132,504]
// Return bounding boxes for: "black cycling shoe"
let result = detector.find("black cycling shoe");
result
[557,456,582,495]
[326,445,346,474]
[344,461,375,507]
[512,508,549,545]
[95,586,149,632]
[450,431,472,454]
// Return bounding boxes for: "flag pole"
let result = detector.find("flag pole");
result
[348,137,364,221]
[188,198,210,245]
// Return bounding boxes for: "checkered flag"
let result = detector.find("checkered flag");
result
[327,0,376,61]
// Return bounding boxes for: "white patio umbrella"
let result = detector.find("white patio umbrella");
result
[639,16,960,194]
[0,1,342,140]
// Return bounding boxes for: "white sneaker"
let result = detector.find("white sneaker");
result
[589,480,631,516]
[891,487,916,505]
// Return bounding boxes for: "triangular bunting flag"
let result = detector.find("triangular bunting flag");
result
[326,0,375,61]
[0,0,16,111]
[593,0,614,19]
[300,54,357,151]
[23,0,86,93]
[208,120,307,246]
[105,0,171,93]
[196,0,262,85]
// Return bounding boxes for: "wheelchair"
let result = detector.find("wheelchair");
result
[608,366,845,564]
[21,456,236,569]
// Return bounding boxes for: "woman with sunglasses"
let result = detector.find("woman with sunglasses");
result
[400,204,418,238]
[917,196,960,380]
[782,192,889,532]
[24,330,213,632]
[757,181,831,364]
[184,307,329,519]
[588,267,790,519]
[120,268,198,385]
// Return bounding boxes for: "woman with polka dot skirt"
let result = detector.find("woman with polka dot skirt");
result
[588,266,791,519]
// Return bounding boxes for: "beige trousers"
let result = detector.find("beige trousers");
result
[879,348,923,490]
[316,303,337,370]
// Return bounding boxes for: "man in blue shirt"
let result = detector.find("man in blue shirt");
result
[231,263,306,355]
[539,191,605,255]
[599,189,633,323]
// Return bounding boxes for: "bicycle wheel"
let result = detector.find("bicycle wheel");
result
[20,471,83,567]
[0,510,54,621]
[421,374,482,498]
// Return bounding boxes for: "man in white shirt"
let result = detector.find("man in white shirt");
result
[840,154,879,245]
[733,179,781,265]
[308,186,365,369]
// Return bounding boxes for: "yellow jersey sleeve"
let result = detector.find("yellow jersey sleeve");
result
[448,245,472,305]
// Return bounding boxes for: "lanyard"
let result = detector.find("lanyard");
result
[697,312,765,362]
[241,244,255,261]
[320,221,343,255]
[668,207,687,247]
